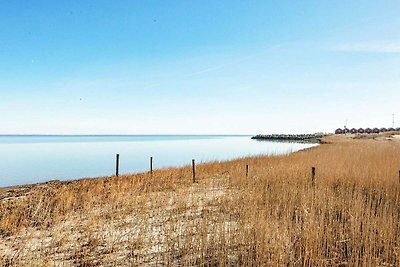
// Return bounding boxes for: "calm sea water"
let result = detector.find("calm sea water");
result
[0,135,317,187]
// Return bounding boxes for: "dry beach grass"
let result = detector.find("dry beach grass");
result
[1,134,400,266]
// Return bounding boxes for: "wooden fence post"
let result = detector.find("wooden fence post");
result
[150,156,153,175]
[116,154,120,177]
[246,164,249,177]
[311,167,316,187]
[192,159,196,183]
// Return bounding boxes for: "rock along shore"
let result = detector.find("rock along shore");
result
[251,133,327,143]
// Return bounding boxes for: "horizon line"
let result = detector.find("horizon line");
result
[0,134,255,136]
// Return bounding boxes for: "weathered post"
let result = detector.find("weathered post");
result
[192,159,196,183]
[150,156,153,175]
[246,164,249,177]
[116,154,120,177]
[311,167,316,187]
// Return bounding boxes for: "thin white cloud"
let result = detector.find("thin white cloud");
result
[185,64,226,77]
[185,46,278,77]
[332,41,400,53]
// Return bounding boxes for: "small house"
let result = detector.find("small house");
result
[335,128,343,134]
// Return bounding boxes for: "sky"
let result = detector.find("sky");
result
[0,1,399,134]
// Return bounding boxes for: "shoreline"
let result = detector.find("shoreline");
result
[1,132,395,195]
[0,135,317,192]
[0,139,320,197]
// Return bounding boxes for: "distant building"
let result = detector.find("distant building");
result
[334,127,400,134]
[335,128,343,134]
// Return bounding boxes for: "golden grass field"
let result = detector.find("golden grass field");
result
[1,134,400,266]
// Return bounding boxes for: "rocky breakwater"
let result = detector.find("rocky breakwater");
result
[251,133,326,143]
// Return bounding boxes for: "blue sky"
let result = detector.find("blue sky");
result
[0,1,399,134]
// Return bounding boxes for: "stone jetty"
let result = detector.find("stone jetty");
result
[251,133,326,143]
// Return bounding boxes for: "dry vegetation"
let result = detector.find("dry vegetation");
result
[1,134,400,266]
